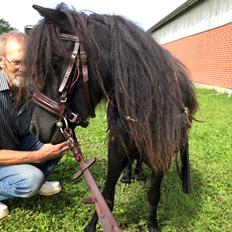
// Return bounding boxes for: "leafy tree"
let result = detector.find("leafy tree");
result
[0,18,15,34]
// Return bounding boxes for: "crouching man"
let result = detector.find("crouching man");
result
[0,31,69,219]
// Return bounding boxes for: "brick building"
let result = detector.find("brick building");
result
[149,0,232,92]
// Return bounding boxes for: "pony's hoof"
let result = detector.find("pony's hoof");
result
[148,222,159,232]
[136,173,146,181]
[120,175,131,184]
[84,224,96,232]
[149,226,159,232]
[182,184,191,194]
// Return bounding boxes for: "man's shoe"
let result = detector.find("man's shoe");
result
[0,202,9,219]
[38,181,61,196]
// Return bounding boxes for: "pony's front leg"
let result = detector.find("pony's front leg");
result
[84,135,128,232]
[147,172,164,232]
[135,158,146,181]
[120,159,132,183]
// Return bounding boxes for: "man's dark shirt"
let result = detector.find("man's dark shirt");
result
[0,71,31,149]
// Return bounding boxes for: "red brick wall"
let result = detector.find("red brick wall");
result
[162,22,232,89]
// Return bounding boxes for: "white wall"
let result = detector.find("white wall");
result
[152,0,232,44]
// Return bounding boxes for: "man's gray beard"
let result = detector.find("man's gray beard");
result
[12,76,24,88]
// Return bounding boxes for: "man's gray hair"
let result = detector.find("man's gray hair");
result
[0,31,28,56]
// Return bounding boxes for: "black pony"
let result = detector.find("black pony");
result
[25,3,198,231]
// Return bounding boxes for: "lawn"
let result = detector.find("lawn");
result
[0,88,231,232]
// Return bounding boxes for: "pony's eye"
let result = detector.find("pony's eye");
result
[53,59,63,70]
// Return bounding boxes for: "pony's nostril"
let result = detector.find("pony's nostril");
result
[30,122,38,137]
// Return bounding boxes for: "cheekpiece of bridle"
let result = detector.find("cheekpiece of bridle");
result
[32,33,94,131]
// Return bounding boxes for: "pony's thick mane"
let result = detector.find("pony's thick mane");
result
[107,16,198,171]
[25,3,198,172]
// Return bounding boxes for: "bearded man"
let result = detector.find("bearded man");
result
[0,31,69,219]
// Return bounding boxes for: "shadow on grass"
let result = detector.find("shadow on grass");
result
[111,164,204,231]
[3,157,204,231]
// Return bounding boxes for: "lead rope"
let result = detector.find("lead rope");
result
[56,119,121,232]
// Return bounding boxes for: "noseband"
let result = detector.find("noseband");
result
[32,33,94,128]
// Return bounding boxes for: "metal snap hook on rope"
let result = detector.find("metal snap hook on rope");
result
[56,117,69,134]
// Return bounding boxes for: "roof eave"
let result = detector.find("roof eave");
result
[147,0,204,33]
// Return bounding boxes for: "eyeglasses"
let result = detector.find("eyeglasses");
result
[4,56,23,68]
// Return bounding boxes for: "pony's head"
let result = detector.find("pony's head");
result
[25,4,106,143]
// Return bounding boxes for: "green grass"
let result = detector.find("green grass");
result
[0,89,231,231]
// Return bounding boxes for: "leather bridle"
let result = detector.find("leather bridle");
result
[32,33,94,128]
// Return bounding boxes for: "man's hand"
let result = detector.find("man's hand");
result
[34,142,69,163]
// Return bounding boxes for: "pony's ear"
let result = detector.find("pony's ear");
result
[32,4,67,26]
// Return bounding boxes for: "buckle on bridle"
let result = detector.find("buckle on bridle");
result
[69,112,82,124]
